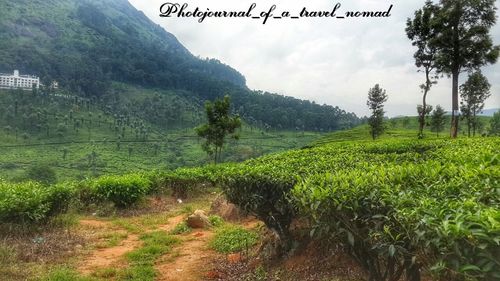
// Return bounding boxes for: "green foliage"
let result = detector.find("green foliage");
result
[160,137,499,280]
[0,180,75,223]
[91,174,151,207]
[0,87,322,182]
[208,215,225,227]
[196,95,241,164]
[406,1,439,138]
[124,231,179,281]
[41,267,96,281]
[120,265,156,281]
[428,0,499,137]
[291,140,500,281]
[490,110,500,136]
[160,165,225,198]
[460,71,491,137]
[430,105,446,137]
[367,84,388,140]
[24,164,57,185]
[169,221,192,235]
[210,225,258,253]
[127,231,179,265]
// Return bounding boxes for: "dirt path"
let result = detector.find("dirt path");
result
[78,233,141,274]
[156,230,216,281]
[77,212,260,280]
[156,218,261,281]
[77,214,187,275]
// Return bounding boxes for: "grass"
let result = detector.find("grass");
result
[96,231,128,248]
[209,225,259,254]
[135,213,171,229]
[91,268,119,279]
[169,221,192,235]
[41,267,97,281]
[111,219,143,234]
[314,115,493,145]
[124,231,180,281]
[208,215,224,227]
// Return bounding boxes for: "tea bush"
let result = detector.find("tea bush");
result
[91,174,151,207]
[215,138,499,280]
[0,181,75,223]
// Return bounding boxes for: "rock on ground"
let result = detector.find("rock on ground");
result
[210,195,243,222]
[186,210,211,229]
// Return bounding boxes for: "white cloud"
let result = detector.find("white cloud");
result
[129,0,500,117]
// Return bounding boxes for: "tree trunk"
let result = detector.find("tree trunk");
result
[419,71,431,138]
[472,111,477,136]
[467,118,471,137]
[451,70,459,138]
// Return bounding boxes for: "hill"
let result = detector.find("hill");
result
[479,108,500,116]
[313,115,494,145]
[0,87,322,182]
[0,0,359,131]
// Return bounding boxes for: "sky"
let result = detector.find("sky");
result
[129,0,500,117]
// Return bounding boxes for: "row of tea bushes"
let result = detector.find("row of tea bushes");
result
[0,172,158,224]
[293,160,499,280]
[0,181,75,223]
[214,138,499,280]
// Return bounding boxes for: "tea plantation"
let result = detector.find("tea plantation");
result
[1,137,499,280]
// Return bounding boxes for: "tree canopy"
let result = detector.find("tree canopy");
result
[430,0,499,137]
[366,84,388,140]
[196,95,241,164]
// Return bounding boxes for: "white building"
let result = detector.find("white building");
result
[0,70,40,90]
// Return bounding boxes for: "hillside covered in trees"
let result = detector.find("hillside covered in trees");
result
[0,0,359,131]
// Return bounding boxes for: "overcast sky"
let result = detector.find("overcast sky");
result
[129,0,500,117]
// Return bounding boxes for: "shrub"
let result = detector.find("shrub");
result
[24,164,57,185]
[208,215,224,227]
[92,174,151,207]
[0,180,75,223]
[292,149,500,281]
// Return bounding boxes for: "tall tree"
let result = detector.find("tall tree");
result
[366,84,388,140]
[406,0,439,138]
[460,71,491,137]
[430,105,446,137]
[196,95,241,164]
[431,0,499,138]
